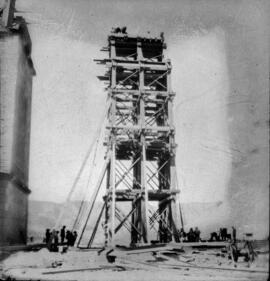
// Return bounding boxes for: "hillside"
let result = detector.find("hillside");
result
[28,199,233,244]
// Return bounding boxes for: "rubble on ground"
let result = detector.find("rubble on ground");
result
[1,243,269,281]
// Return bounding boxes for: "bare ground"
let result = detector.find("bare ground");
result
[1,244,269,281]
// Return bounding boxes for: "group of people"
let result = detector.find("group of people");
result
[111,26,127,34]
[177,226,237,243]
[178,227,201,242]
[209,227,236,242]
[44,226,78,251]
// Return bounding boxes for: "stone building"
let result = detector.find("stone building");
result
[0,0,35,245]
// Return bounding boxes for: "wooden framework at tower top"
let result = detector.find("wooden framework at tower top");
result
[77,30,182,248]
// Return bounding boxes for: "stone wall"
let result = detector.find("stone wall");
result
[0,21,34,245]
[0,177,28,244]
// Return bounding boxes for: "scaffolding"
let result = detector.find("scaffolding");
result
[77,30,182,248]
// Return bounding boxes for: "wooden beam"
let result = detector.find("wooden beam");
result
[137,39,143,60]
[76,156,110,247]
[110,40,116,59]
[140,135,150,244]
[106,61,170,71]
[1,0,16,28]
[111,66,116,88]
[115,201,138,233]
[108,141,116,247]
[106,125,172,132]
[109,88,175,96]
[87,202,106,248]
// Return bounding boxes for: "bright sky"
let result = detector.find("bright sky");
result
[16,0,268,235]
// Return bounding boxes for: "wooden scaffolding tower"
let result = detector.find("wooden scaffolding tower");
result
[77,30,182,248]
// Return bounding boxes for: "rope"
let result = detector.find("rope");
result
[175,171,184,230]
[72,141,97,231]
[72,112,107,231]
[54,98,109,230]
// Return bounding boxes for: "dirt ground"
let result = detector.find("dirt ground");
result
[1,244,269,281]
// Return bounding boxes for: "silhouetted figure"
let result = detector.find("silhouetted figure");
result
[49,229,59,252]
[66,230,75,246]
[73,231,78,246]
[70,232,76,246]
[160,32,164,41]
[179,228,186,242]
[159,226,166,243]
[115,27,121,33]
[219,228,223,240]
[187,228,195,242]
[66,230,71,246]
[54,231,59,246]
[194,227,201,242]
[45,229,50,244]
[121,26,127,34]
[232,226,237,242]
[60,226,66,244]
[220,228,228,241]
[210,231,219,241]
[47,230,53,250]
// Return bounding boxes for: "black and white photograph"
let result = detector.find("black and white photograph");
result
[0,0,269,280]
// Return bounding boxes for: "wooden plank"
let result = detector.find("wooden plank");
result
[43,265,125,275]
[137,40,143,60]
[106,61,170,71]
[110,40,116,59]
[106,141,116,247]
[1,0,16,28]
[106,125,172,132]
[111,66,116,88]
[87,202,106,248]
[76,157,110,247]
[110,88,175,97]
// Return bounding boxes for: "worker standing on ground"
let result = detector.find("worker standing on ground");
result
[45,228,50,244]
[60,225,66,244]
[187,228,195,242]
[66,230,75,246]
[194,227,201,242]
[232,226,237,243]
[48,229,56,251]
[54,231,59,250]
[73,231,78,245]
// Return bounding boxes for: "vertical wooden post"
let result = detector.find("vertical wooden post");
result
[106,63,117,247]
[139,67,145,128]
[168,99,174,129]
[137,40,143,61]
[141,135,149,243]
[167,63,180,241]
[108,140,116,247]
[139,66,149,243]
[1,0,16,28]
[167,64,172,92]
[104,162,110,247]
[107,95,116,246]
[110,40,116,59]
[111,66,116,89]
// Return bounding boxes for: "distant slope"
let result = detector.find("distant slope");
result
[28,199,234,243]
